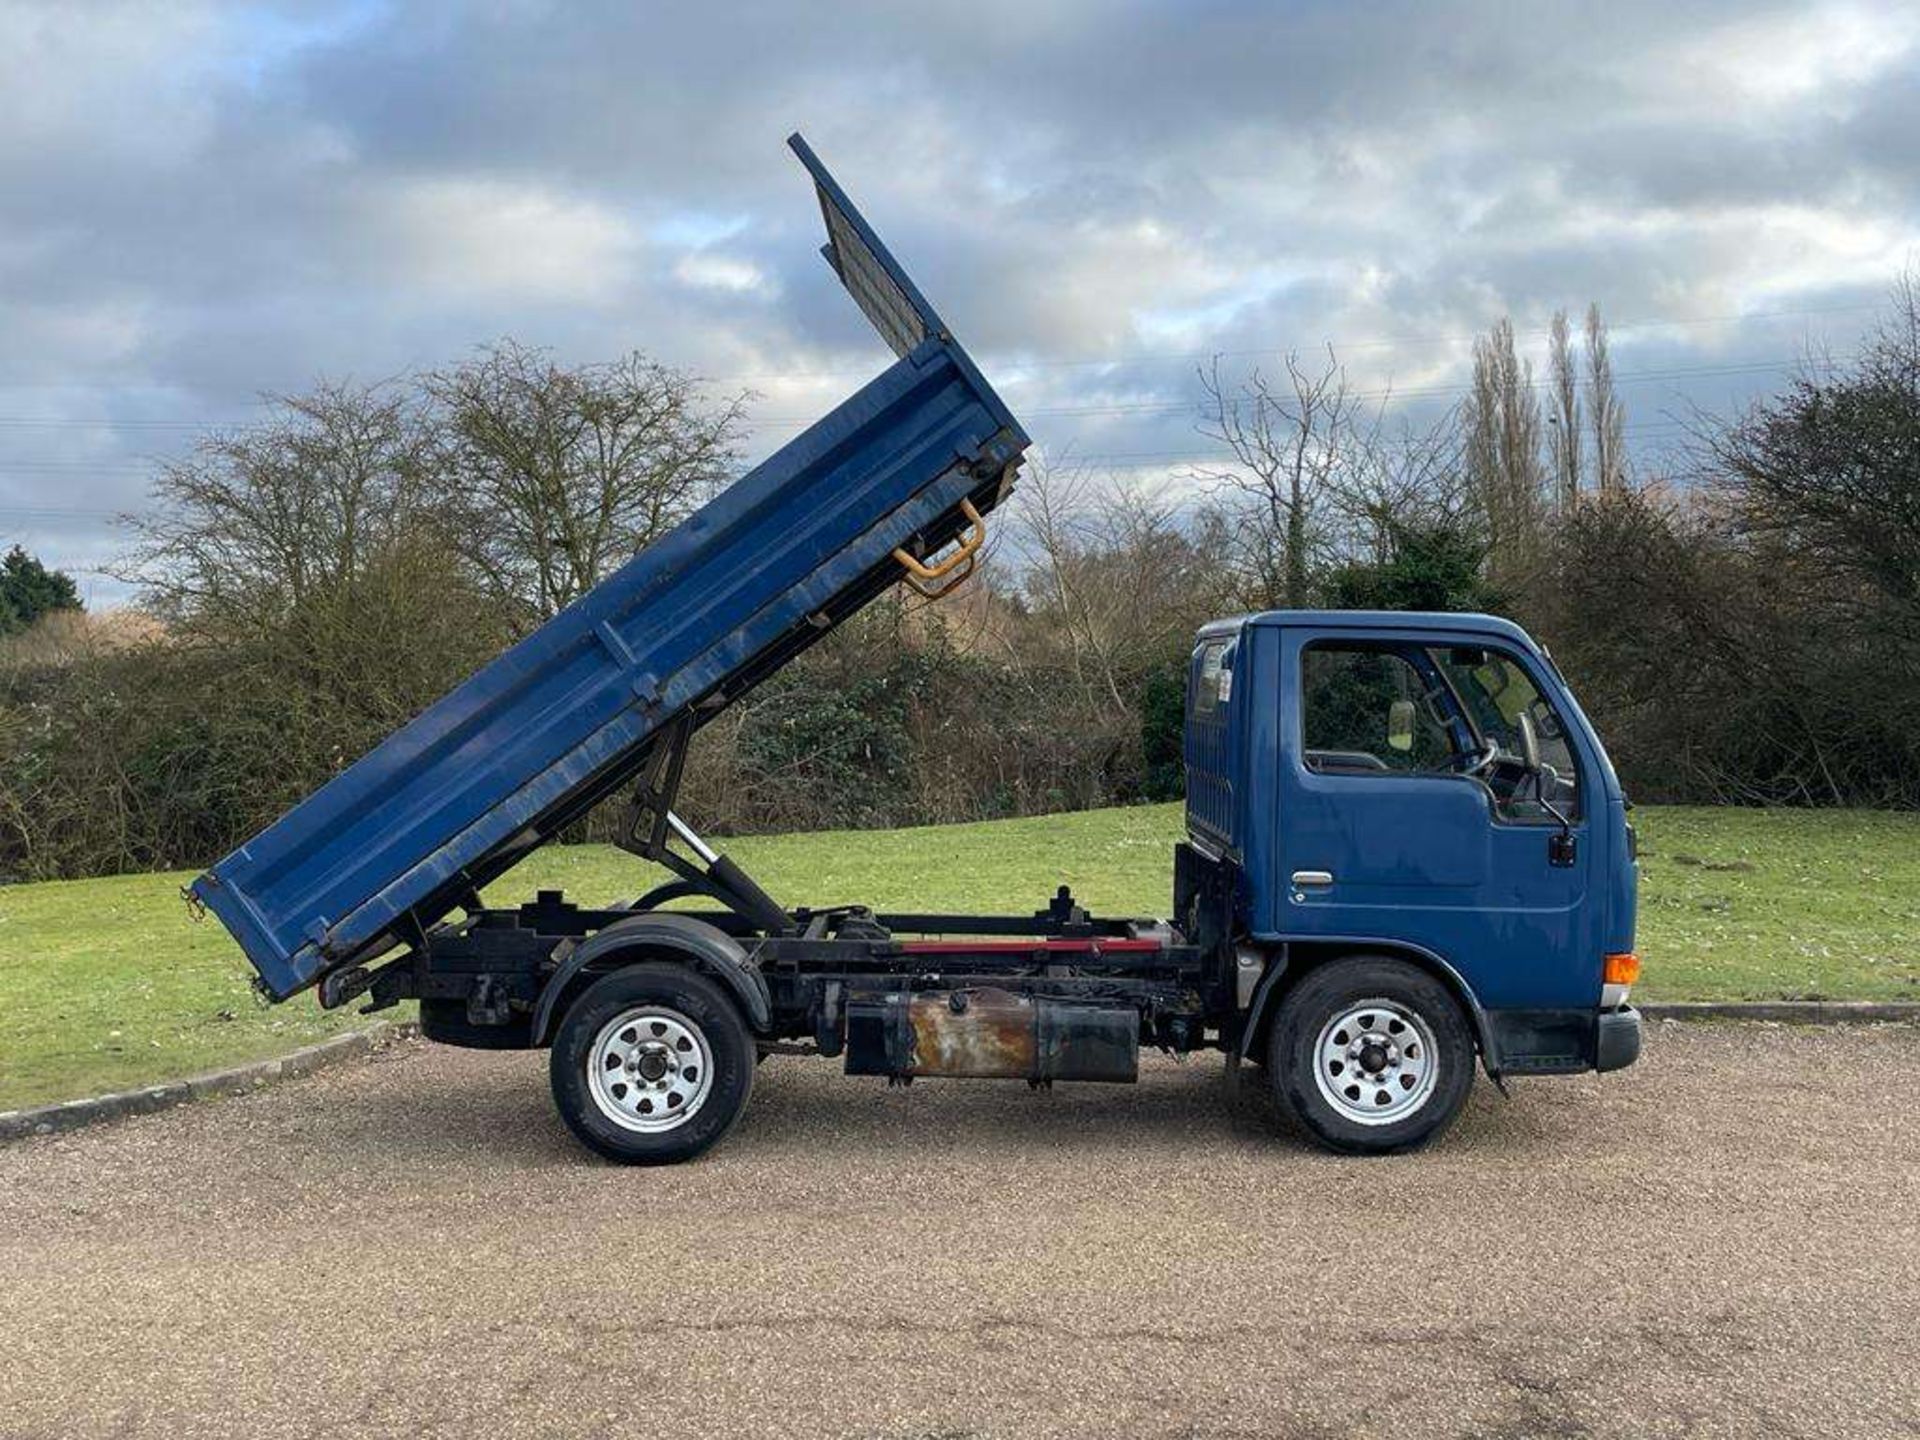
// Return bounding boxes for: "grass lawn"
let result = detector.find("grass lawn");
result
[3,803,1915,1109]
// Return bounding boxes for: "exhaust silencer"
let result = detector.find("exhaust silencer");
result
[843,987,1138,1083]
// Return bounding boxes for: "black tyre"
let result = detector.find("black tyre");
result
[549,963,754,1165]
[1266,956,1475,1155]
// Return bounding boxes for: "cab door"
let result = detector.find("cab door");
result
[1271,624,1604,1010]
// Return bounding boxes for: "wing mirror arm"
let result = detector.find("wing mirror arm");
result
[1518,763,1578,867]
[1513,709,1576,865]
[1513,713,1575,864]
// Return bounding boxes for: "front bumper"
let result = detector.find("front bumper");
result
[1485,1004,1644,1075]
[1595,1005,1643,1072]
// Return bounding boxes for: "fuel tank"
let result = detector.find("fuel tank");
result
[843,987,1139,1083]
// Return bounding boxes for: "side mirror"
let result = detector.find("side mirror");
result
[1517,709,1541,772]
[1386,699,1416,753]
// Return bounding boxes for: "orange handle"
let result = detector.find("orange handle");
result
[899,553,976,601]
[893,498,985,584]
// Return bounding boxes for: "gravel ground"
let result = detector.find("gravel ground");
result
[2,1020,1917,1440]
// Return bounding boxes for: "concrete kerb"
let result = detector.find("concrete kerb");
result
[1638,1001,1920,1024]
[0,1022,420,1145]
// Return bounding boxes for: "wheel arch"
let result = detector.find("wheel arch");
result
[531,913,771,1045]
[1239,937,1501,1078]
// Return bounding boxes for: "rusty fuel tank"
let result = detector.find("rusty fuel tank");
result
[843,987,1138,1082]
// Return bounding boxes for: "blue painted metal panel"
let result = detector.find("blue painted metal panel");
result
[1182,622,1243,856]
[1234,611,1627,1010]
[193,137,1029,1001]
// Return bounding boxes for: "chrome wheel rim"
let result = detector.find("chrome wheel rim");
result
[1312,998,1438,1126]
[587,1006,714,1133]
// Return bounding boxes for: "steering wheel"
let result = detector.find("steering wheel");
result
[1449,738,1502,777]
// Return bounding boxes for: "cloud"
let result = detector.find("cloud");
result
[352,175,643,302]
[673,252,775,296]
[0,0,1913,600]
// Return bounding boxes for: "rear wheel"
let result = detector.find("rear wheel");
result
[549,963,754,1165]
[1267,956,1474,1154]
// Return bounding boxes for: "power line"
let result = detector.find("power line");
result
[0,353,1772,484]
[743,355,1812,432]
[1047,418,1697,471]
[0,417,253,431]
[714,300,1882,383]
[0,413,1727,514]
[0,505,128,520]
[0,298,1876,430]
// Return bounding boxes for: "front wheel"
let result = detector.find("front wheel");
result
[549,963,754,1165]
[1267,956,1475,1154]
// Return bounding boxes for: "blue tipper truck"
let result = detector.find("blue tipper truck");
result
[192,135,1642,1164]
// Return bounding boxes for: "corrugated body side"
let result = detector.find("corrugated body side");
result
[194,339,1020,999]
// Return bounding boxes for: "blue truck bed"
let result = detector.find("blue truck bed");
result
[192,135,1029,1001]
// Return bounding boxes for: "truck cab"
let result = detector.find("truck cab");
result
[1180,610,1641,1146]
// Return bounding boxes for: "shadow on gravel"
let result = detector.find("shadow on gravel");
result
[310,1044,1594,1170]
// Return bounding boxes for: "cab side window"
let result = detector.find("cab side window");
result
[1301,643,1455,775]
[1430,645,1584,822]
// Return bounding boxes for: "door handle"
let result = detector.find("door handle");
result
[1291,870,1334,887]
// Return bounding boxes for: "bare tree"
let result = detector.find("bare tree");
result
[1011,463,1223,714]
[427,343,745,627]
[1326,411,1469,564]
[122,381,436,638]
[1587,303,1627,492]
[1461,316,1546,582]
[1198,347,1363,608]
[1548,309,1583,509]
[1711,270,1920,628]
[114,380,509,815]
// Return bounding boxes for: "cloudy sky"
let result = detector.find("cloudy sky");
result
[3,0,1916,604]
